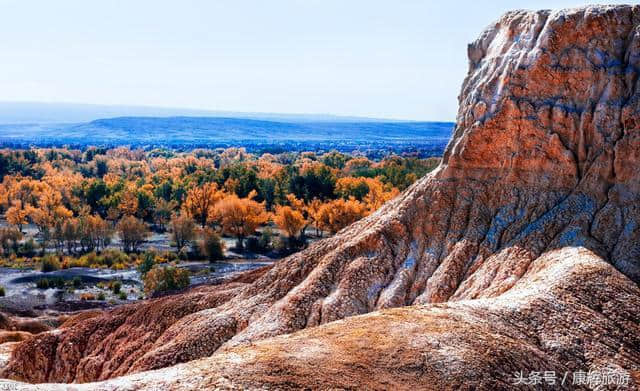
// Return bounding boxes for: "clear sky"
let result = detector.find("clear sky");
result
[0,0,632,121]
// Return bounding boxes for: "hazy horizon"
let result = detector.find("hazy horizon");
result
[0,101,456,124]
[1,1,631,121]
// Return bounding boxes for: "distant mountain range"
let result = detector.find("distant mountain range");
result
[0,102,421,124]
[0,103,454,155]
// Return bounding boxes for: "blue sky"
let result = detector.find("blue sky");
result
[0,0,631,121]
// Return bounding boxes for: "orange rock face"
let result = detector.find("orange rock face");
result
[2,4,640,390]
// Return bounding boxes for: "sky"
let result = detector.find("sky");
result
[0,0,633,121]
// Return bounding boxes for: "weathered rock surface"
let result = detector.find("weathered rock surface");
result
[2,4,640,390]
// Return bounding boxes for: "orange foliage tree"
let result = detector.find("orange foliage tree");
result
[6,200,30,233]
[183,183,225,227]
[0,146,429,260]
[3,178,40,232]
[316,197,368,234]
[335,176,398,210]
[273,205,306,240]
[118,190,139,217]
[77,214,113,252]
[170,213,196,252]
[27,184,73,241]
[116,215,150,253]
[214,191,269,248]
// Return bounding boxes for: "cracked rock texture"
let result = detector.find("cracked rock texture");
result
[2,4,640,390]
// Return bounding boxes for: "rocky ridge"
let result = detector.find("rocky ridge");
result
[2,4,640,390]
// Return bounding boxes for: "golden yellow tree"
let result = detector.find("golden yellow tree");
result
[183,183,225,227]
[335,176,370,200]
[286,193,305,211]
[335,176,399,211]
[273,205,306,239]
[343,157,372,174]
[214,192,269,249]
[0,183,8,212]
[2,177,42,232]
[118,190,139,217]
[223,178,239,194]
[286,194,337,238]
[116,215,150,253]
[28,187,73,240]
[316,197,368,234]
[42,169,83,208]
[255,157,284,179]
[6,200,30,232]
[362,177,399,211]
[305,198,323,236]
[77,214,113,252]
[170,213,196,252]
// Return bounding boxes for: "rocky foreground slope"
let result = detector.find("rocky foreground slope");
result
[2,4,640,390]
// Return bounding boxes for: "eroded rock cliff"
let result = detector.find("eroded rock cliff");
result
[2,4,640,390]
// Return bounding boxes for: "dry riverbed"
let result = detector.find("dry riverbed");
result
[0,259,272,316]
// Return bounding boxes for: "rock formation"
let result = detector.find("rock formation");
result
[2,4,640,390]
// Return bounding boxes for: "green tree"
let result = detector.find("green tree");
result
[143,266,190,295]
[321,151,350,169]
[200,228,225,262]
[138,252,155,277]
[289,165,336,202]
[83,180,109,216]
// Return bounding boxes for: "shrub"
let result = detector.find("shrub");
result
[180,246,193,261]
[80,293,95,301]
[143,266,190,295]
[118,291,127,300]
[200,228,224,262]
[72,276,82,288]
[76,249,131,269]
[101,249,131,266]
[51,277,65,289]
[286,235,306,252]
[36,279,50,289]
[97,292,106,301]
[258,227,274,252]
[41,255,61,272]
[111,281,122,294]
[112,262,125,270]
[17,238,37,257]
[247,230,278,254]
[273,235,288,253]
[137,252,155,277]
[0,227,22,255]
[246,236,261,253]
[83,252,101,267]
[0,286,5,296]
[153,253,168,264]
[62,255,89,269]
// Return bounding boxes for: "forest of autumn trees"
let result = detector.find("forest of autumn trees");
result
[0,147,439,264]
